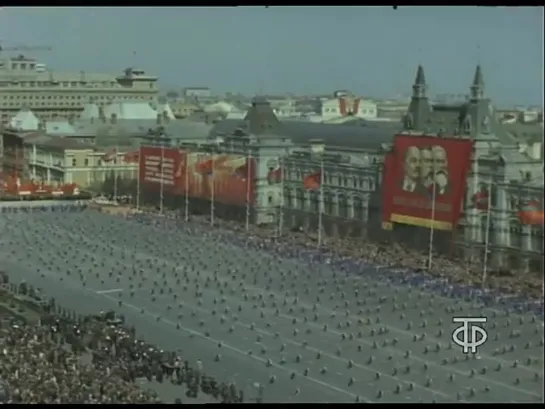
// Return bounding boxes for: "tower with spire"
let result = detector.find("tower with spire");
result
[404,65,431,131]
[459,64,491,137]
[470,65,485,102]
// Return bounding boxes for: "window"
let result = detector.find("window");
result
[84,158,89,166]
[72,158,77,167]
[70,82,78,87]
[463,116,472,134]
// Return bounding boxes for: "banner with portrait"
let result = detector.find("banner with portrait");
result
[382,135,473,231]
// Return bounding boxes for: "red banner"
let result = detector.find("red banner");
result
[0,179,81,199]
[303,171,321,191]
[139,146,181,195]
[139,146,256,206]
[382,135,473,231]
[518,199,544,226]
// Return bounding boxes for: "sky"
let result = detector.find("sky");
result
[1,6,543,107]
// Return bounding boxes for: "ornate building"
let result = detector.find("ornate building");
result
[399,65,543,272]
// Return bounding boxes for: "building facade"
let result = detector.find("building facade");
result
[140,69,542,273]
[0,128,138,191]
[397,65,544,272]
[140,97,393,232]
[0,54,159,123]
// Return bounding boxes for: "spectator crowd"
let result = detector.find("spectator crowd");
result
[0,201,541,403]
[0,279,242,404]
[145,208,542,302]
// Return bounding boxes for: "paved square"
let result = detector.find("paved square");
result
[1,210,543,403]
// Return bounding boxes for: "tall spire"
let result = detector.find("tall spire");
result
[470,65,485,101]
[412,65,427,99]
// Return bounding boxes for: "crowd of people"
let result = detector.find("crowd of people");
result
[0,279,243,404]
[0,200,542,403]
[142,207,542,303]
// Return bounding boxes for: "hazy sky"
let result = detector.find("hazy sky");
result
[1,7,543,106]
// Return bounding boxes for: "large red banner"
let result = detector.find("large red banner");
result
[382,135,473,231]
[139,146,256,206]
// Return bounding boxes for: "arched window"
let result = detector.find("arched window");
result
[509,218,522,248]
[480,213,493,245]
[482,116,490,134]
[404,113,413,130]
[310,191,319,213]
[296,188,305,210]
[338,194,349,219]
[324,191,334,215]
[463,116,472,135]
[353,196,364,220]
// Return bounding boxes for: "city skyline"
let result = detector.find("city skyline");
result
[1,6,543,107]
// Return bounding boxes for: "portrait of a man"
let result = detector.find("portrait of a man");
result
[401,146,421,193]
[431,145,450,195]
[419,146,434,191]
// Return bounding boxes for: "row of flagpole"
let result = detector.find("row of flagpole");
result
[131,144,326,246]
[132,144,253,229]
[129,143,507,290]
[128,144,496,285]
[426,171,493,287]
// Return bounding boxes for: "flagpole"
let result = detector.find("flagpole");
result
[317,156,324,247]
[136,146,141,211]
[113,146,118,204]
[481,178,493,287]
[184,148,189,222]
[427,177,437,270]
[159,143,164,215]
[278,156,284,238]
[245,149,251,232]
[210,149,215,227]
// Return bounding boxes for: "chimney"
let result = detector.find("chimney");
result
[156,113,162,125]
[111,113,117,125]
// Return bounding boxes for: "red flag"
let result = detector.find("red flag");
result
[304,171,321,191]
[518,199,544,225]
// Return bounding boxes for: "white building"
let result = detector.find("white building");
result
[320,97,378,123]
[183,87,212,99]
[9,107,40,131]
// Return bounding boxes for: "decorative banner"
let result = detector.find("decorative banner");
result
[139,146,256,206]
[382,135,473,231]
